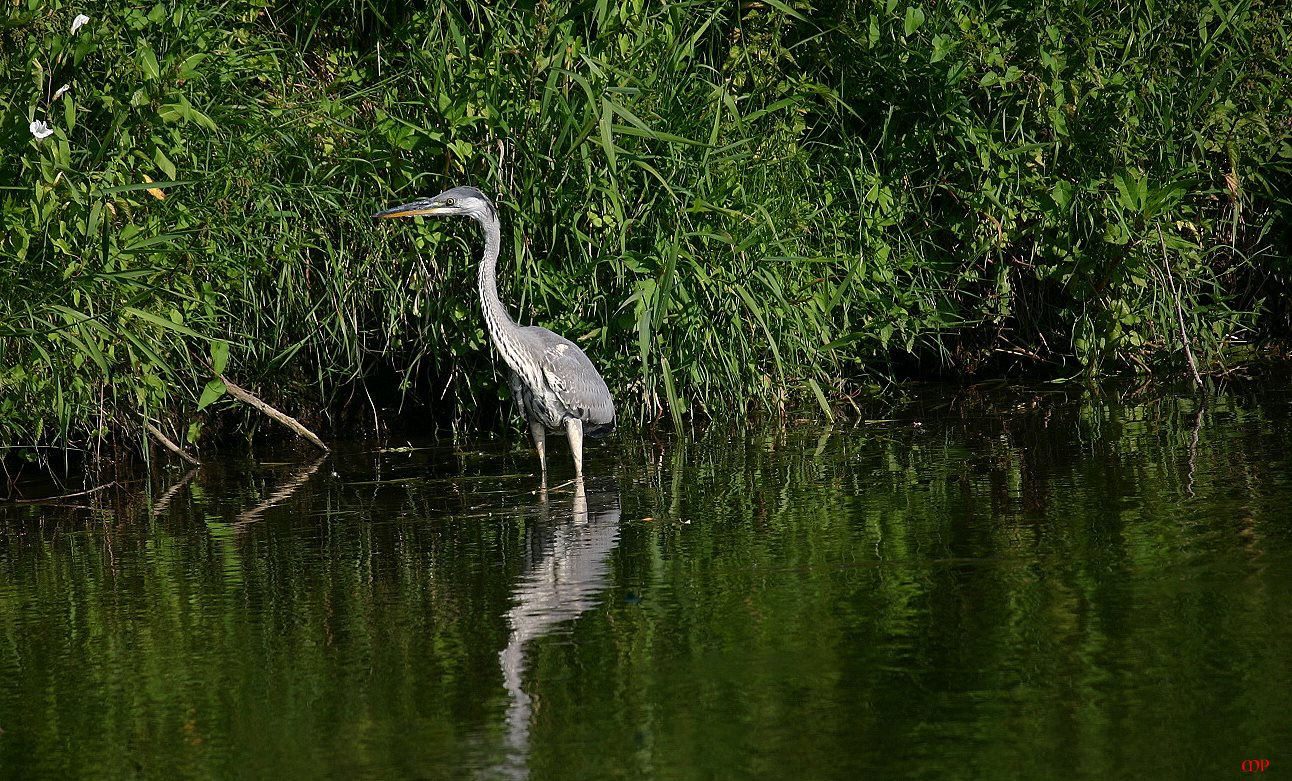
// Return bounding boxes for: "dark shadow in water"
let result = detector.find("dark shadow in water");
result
[494,477,621,780]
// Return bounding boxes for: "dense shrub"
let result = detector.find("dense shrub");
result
[2,0,1289,465]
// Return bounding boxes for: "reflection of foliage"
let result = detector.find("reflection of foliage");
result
[2,1,1291,468]
[2,390,1291,776]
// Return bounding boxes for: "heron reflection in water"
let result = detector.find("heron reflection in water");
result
[497,479,622,778]
[375,187,616,480]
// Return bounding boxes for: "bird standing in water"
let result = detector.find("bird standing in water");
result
[375,186,616,479]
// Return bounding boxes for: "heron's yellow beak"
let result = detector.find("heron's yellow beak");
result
[372,199,447,219]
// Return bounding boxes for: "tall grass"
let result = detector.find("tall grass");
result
[2,0,1290,469]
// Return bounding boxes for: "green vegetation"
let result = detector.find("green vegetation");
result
[3,0,1290,465]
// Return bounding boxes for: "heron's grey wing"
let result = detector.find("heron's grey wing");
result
[529,329,616,431]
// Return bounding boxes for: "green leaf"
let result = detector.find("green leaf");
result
[210,340,230,374]
[659,354,683,436]
[154,148,176,179]
[138,43,160,81]
[1113,170,1138,212]
[198,379,226,411]
[1144,181,1190,220]
[1161,232,1200,251]
[178,53,206,80]
[1051,180,1075,210]
[63,93,75,132]
[758,0,808,21]
[1104,219,1131,245]
[1047,105,1068,137]
[124,307,203,339]
[822,332,868,351]
[158,103,184,123]
[931,34,950,63]
[599,97,618,169]
[158,95,217,130]
[185,104,218,132]
[807,378,835,422]
[904,6,925,35]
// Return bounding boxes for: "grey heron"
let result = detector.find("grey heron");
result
[375,186,616,479]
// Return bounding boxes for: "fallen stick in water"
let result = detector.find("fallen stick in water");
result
[145,420,201,465]
[218,373,330,452]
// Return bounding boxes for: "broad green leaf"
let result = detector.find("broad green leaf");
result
[1048,105,1068,137]
[185,104,218,131]
[1113,170,1139,212]
[178,53,206,80]
[198,379,226,410]
[138,43,160,80]
[931,34,950,63]
[1104,219,1131,245]
[904,6,925,35]
[154,148,176,179]
[1051,180,1075,210]
[210,340,230,375]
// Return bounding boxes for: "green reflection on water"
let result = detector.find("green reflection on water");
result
[2,388,1291,780]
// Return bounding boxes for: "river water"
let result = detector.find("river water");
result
[2,385,1290,779]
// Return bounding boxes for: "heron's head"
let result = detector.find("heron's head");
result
[373,185,496,222]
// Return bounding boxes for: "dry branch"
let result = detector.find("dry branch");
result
[6,482,116,505]
[145,420,201,465]
[218,373,330,451]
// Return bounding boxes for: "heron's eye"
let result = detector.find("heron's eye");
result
[446,197,456,206]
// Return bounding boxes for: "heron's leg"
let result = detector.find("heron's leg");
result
[529,420,548,474]
[565,417,585,479]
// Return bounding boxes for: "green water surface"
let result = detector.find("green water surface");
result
[2,387,1290,780]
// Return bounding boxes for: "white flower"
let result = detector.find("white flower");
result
[29,120,54,140]
[71,14,90,34]
[53,84,71,99]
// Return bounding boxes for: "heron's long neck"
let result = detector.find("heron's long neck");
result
[475,212,521,353]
